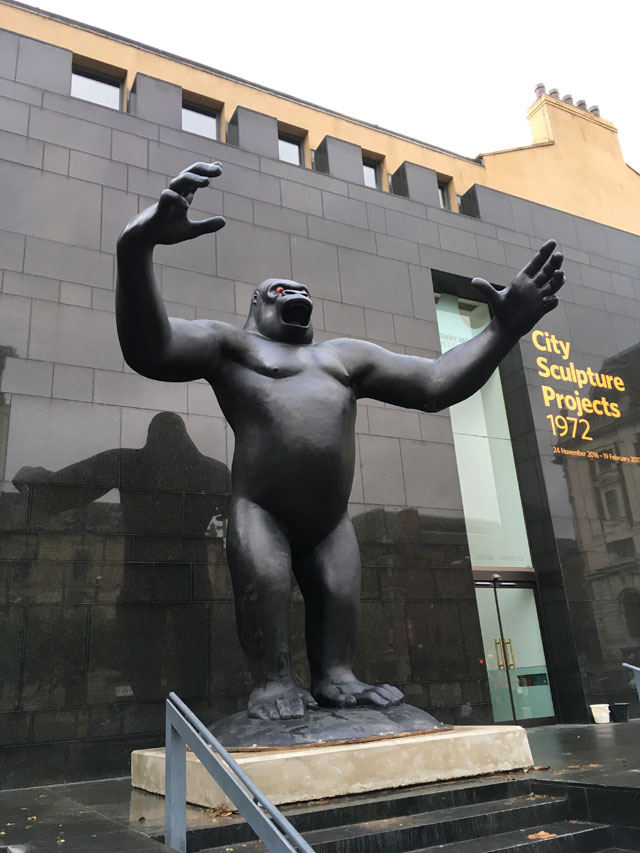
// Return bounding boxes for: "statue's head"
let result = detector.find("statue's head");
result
[244,279,313,344]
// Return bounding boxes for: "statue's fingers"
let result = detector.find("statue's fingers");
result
[180,161,222,179]
[543,294,559,311]
[522,239,557,277]
[549,269,565,293]
[188,215,226,238]
[472,277,501,310]
[158,188,189,213]
[170,171,210,195]
[534,251,564,286]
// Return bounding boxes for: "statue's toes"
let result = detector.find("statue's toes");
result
[381,683,404,704]
[314,684,354,708]
[301,690,319,711]
[360,689,389,707]
[249,704,273,721]
[275,697,293,719]
[357,684,404,707]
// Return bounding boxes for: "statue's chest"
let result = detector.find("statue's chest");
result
[241,341,349,386]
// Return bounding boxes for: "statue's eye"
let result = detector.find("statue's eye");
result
[275,286,284,294]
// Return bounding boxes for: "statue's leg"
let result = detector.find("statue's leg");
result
[226,496,318,720]
[294,513,404,709]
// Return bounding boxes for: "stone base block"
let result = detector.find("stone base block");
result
[131,725,532,810]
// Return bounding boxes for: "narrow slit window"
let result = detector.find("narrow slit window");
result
[278,133,302,166]
[182,103,218,140]
[363,158,380,189]
[71,68,121,110]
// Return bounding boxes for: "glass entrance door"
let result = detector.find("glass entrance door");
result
[476,583,555,723]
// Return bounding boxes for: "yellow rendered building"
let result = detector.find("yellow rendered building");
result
[2,0,640,234]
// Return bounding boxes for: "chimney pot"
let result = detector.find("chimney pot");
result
[549,88,560,98]
[562,94,574,105]
[576,100,587,110]
[588,105,600,116]
[535,83,546,98]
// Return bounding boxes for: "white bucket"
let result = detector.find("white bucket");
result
[590,703,610,724]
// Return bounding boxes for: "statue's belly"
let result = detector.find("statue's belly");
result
[230,382,356,523]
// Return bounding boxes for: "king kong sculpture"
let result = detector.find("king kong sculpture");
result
[116,162,565,722]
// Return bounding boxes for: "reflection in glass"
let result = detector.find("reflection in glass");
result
[182,105,218,139]
[7,412,231,704]
[552,342,640,695]
[362,160,379,189]
[278,135,302,166]
[71,71,120,110]
[436,295,532,571]
[476,586,554,721]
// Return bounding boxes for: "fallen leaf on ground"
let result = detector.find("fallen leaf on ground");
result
[533,765,550,770]
[528,831,558,839]
[569,820,585,824]
[587,763,601,767]
[27,816,37,821]
[568,764,582,768]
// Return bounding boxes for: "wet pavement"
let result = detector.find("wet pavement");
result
[0,720,638,851]
[527,719,640,788]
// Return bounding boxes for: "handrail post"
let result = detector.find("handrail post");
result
[165,701,187,852]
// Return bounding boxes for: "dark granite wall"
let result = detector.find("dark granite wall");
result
[1,27,639,787]
[465,186,640,722]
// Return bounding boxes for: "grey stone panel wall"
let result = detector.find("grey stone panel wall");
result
[14,33,72,95]
[129,73,182,129]
[314,135,364,185]
[227,106,279,159]
[1,31,638,785]
[392,161,440,208]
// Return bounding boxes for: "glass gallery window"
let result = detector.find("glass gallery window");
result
[435,294,533,572]
[182,102,218,139]
[438,180,451,210]
[362,158,380,189]
[71,67,121,110]
[278,133,303,166]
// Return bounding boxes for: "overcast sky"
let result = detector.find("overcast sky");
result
[28,0,640,169]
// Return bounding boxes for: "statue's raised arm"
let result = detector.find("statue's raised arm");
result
[332,240,565,411]
[116,162,227,382]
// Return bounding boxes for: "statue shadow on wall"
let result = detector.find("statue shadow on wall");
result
[12,411,231,706]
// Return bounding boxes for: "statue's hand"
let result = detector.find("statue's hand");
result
[119,162,226,247]
[472,240,565,340]
[12,465,52,492]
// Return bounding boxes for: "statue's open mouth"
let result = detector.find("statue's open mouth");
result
[281,298,312,327]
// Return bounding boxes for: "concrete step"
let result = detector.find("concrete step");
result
[410,819,614,851]
[200,795,569,852]
[184,779,534,851]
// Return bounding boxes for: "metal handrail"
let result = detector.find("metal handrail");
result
[164,692,315,852]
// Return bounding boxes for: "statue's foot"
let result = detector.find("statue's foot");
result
[312,673,404,709]
[248,681,319,721]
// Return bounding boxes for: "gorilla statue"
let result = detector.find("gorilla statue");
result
[116,162,564,721]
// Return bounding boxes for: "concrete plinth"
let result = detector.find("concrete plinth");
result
[131,725,533,810]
